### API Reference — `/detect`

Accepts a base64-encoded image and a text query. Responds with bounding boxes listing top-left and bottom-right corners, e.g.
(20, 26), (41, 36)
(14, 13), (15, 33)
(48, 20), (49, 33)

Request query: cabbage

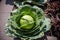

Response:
(6, 5), (51, 40)
(20, 15), (34, 30)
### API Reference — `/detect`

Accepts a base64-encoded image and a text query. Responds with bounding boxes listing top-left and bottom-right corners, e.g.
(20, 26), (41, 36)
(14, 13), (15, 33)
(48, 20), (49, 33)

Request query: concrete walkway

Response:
(0, 0), (13, 40)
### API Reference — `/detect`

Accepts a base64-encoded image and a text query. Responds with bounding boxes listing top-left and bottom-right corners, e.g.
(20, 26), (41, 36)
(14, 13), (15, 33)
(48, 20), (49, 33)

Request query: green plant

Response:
(6, 5), (51, 40)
